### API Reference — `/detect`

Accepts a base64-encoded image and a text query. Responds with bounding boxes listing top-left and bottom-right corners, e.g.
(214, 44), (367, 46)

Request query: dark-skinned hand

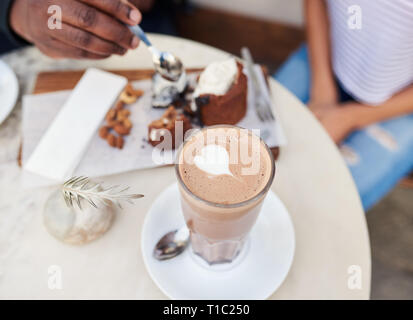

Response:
(10, 0), (142, 59)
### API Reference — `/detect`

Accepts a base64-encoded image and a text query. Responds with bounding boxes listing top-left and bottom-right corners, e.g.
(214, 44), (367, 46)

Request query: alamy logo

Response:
(48, 265), (62, 290)
(348, 5), (362, 30)
(347, 265), (362, 290)
(48, 5), (62, 30)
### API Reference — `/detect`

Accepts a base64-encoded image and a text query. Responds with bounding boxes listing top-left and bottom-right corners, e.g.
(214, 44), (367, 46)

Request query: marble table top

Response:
(0, 34), (371, 299)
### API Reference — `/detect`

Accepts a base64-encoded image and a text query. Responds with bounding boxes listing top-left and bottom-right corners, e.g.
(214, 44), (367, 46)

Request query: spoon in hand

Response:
(153, 226), (190, 260)
(129, 25), (184, 82)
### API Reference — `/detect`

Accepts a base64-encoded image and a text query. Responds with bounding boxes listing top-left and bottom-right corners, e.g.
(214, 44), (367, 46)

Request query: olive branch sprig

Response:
(62, 176), (144, 210)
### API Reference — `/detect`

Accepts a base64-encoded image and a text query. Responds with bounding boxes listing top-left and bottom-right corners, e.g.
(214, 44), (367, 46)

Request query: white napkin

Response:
(23, 68), (127, 182)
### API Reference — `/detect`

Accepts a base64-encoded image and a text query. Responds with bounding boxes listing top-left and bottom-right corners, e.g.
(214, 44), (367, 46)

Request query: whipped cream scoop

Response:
(193, 58), (238, 98)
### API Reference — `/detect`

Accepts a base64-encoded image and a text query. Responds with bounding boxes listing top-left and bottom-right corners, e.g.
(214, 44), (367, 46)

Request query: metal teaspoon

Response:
(129, 25), (184, 82)
(153, 226), (190, 260)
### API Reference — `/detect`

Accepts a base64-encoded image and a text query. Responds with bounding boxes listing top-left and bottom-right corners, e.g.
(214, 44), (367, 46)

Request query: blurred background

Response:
(170, 0), (412, 300)
(176, 0), (304, 72)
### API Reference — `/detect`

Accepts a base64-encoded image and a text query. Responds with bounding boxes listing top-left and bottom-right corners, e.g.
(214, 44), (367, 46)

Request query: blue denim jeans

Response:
(274, 45), (413, 210)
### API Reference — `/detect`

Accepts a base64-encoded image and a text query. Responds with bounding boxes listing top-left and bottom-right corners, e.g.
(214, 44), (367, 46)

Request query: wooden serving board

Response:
(32, 68), (202, 94)
(19, 68), (279, 166)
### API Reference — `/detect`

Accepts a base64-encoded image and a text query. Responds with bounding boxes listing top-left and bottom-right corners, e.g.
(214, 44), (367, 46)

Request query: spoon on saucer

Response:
(129, 25), (184, 82)
(153, 226), (190, 260)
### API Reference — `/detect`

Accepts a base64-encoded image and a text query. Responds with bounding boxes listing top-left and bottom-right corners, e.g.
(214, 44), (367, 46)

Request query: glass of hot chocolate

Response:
(175, 125), (275, 266)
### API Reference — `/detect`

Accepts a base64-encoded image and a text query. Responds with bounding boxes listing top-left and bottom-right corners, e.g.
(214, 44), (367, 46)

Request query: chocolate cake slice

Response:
(193, 59), (248, 126)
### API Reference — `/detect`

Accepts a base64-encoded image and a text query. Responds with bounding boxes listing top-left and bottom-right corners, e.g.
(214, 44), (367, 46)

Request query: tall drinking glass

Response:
(175, 125), (275, 265)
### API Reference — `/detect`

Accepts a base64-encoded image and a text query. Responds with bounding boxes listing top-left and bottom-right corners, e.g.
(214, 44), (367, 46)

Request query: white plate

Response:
(0, 60), (19, 125)
(141, 183), (295, 300)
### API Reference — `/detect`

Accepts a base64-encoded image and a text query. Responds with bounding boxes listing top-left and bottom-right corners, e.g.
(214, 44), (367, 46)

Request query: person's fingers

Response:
(78, 0), (141, 25)
(49, 23), (127, 56)
(56, 0), (139, 49)
(37, 38), (110, 60)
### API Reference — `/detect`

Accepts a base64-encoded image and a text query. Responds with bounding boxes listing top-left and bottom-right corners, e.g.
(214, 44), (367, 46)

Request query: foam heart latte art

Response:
(177, 126), (273, 204)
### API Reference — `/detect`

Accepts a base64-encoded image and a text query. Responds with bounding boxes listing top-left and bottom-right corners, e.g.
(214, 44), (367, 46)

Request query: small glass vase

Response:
(43, 190), (115, 245)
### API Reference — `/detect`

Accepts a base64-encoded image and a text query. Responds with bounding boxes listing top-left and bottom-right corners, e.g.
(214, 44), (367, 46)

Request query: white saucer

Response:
(141, 183), (295, 300)
(0, 60), (19, 125)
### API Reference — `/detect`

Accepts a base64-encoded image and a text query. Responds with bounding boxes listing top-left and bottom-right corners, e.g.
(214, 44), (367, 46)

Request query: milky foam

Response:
(194, 145), (233, 176)
(178, 127), (273, 205)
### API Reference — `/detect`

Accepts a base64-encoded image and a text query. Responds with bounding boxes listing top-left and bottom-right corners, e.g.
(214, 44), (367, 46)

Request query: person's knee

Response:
(273, 44), (310, 103)
(343, 124), (413, 211)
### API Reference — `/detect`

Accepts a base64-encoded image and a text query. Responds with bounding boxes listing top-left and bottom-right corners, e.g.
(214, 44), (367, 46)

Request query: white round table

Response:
(0, 34), (371, 299)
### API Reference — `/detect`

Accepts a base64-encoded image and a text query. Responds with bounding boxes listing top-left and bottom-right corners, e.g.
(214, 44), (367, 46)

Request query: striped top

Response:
(327, 0), (413, 105)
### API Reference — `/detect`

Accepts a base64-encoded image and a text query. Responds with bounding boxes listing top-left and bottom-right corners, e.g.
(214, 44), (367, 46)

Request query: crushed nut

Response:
(115, 100), (125, 111)
(122, 118), (132, 129)
(114, 123), (131, 136)
(107, 133), (116, 147)
(120, 91), (137, 104)
(116, 135), (124, 149)
(106, 109), (117, 122)
(106, 119), (119, 128)
(125, 83), (144, 98)
(99, 126), (110, 139)
(116, 109), (130, 121)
